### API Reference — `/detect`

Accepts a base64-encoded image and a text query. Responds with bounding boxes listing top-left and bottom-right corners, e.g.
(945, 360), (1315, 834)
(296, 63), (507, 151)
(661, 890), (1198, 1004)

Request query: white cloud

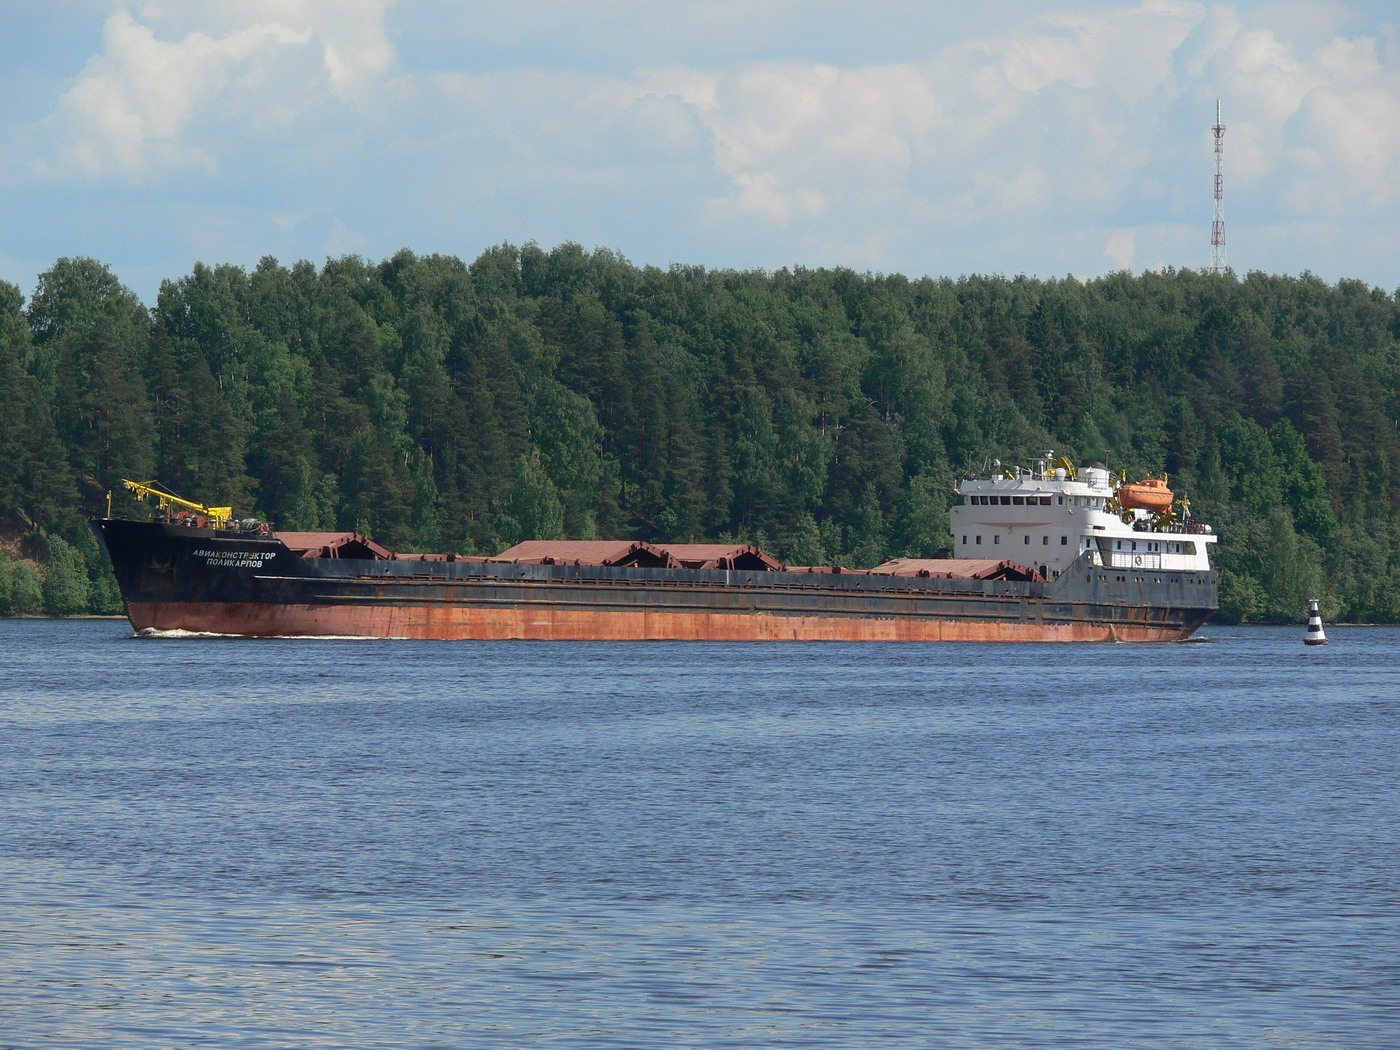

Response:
(4, 0), (1400, 298)
(1298, 36), (1400, 205)
(30, 11), (312, 180)
(1294, 82), (1400, 206)
(16, 2), (401, 183)
(135, 0), (398, 102)
(707, 171), (828, 225)
(973, 1), (1204, 102)
(324, 217), (370, 257)
(690, 60), (942, 221)
(959, 164), (1054, 215)
(641, 2), (1204, 235)
(405, 1), (1400, 279)
(1177, 5), (1400, 211)
(1104, 228), (1137, 269)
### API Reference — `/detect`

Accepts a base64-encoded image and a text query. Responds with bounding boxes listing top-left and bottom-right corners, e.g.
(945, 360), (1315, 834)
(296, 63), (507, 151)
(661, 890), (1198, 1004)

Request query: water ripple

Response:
(1, 621), (1396, 1048)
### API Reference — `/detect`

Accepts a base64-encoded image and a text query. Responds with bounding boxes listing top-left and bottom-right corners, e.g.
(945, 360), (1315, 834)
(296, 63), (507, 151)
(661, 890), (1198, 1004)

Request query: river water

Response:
(2, 620), (1396, 1048)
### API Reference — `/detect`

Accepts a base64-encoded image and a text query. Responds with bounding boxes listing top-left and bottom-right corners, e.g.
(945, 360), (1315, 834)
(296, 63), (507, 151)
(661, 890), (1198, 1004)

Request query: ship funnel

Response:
(1080, 465), (1112, 488)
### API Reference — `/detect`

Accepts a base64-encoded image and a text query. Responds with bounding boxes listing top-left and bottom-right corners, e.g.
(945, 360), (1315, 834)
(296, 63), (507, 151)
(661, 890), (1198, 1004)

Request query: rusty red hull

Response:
(126, 601), (1193, 643)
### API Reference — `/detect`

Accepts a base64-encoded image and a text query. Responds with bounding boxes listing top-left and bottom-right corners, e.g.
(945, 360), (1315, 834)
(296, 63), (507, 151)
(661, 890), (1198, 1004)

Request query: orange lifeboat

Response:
(1116, 477), (1174, 513)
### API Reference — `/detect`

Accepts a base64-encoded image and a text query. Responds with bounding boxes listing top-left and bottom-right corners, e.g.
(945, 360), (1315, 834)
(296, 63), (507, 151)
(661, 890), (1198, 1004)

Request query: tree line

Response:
(2, 245), (1398, 622)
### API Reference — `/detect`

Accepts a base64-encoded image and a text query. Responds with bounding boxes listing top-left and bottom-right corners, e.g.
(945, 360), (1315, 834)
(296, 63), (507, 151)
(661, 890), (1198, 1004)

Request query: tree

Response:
(496, 456), (565, 546)
(25, 259), (154, 500)
(0, 281), (77, 533)
(0, 556), (44, 615)
(8, 251), (1400, 622)
(41, 535), (91, 615)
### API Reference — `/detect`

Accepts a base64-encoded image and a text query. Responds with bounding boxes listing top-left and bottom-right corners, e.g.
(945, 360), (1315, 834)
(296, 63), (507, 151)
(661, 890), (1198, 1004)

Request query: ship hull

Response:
(94, 519), (1216, 643)
(121, 600), (1193, 642)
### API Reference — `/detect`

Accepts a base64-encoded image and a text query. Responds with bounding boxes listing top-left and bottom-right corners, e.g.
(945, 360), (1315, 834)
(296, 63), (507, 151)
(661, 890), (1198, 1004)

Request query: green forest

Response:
(2, 245), (1398, 622)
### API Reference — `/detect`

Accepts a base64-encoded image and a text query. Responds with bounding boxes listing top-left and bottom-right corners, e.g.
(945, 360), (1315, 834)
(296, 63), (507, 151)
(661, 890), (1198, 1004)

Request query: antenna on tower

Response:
(1210, 98), (1227, 274)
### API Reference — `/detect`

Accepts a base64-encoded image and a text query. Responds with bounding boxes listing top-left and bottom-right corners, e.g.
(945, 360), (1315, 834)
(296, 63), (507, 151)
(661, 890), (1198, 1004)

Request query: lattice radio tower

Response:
(1210, 98), (1227, 274)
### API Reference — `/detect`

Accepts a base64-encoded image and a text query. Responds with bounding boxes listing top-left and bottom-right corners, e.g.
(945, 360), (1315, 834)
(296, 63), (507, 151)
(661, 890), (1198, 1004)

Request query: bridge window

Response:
(1061, 536), (1068, 545)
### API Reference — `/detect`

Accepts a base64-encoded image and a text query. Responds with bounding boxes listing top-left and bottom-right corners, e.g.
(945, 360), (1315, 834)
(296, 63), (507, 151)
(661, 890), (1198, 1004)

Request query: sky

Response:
(1, 0), (1397, 305)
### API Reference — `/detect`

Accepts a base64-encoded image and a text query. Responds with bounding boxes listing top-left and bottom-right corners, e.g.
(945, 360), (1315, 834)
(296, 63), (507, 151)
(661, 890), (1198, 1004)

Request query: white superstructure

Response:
(950, 452), (1216, 580)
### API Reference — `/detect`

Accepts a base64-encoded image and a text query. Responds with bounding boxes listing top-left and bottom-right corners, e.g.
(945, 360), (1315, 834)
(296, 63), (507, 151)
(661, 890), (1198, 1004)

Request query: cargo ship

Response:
(92, 454), (1217, 642)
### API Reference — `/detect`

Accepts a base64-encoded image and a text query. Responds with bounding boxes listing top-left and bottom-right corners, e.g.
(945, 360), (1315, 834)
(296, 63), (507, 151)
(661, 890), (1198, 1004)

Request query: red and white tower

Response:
(1210, 98), (1227, 274)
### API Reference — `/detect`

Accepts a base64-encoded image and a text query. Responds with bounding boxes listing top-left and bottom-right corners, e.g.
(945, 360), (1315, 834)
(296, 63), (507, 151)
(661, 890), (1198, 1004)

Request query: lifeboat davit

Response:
(1117, 477), (1174, 513)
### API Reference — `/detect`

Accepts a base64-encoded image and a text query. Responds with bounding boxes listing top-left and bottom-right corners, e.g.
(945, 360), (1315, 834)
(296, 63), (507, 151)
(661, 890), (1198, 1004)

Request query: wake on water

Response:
(133, 627), (401, 641)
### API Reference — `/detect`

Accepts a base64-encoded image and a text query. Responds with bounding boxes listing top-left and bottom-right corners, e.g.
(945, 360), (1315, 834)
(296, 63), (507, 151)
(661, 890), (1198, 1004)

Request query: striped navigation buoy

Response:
(1304, 598), (1328, 646)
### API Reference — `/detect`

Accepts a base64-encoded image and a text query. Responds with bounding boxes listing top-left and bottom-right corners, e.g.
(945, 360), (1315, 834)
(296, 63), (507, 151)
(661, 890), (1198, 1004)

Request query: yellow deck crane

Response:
(116, 479), (235, 530)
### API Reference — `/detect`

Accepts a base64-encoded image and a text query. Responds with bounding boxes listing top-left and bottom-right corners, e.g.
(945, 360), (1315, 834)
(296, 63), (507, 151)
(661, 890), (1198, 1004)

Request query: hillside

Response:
(2, 246), (1397, 622)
